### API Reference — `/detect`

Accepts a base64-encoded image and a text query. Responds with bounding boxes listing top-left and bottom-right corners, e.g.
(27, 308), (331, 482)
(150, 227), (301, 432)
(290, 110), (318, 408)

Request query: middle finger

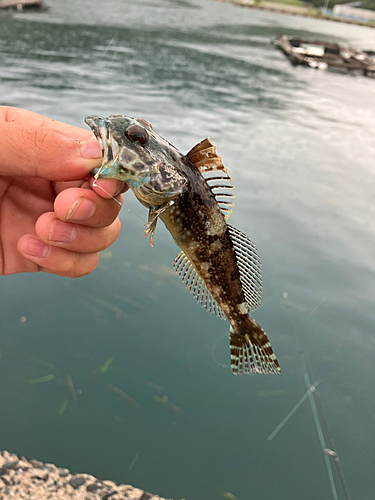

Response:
(54, 187), (123, 228)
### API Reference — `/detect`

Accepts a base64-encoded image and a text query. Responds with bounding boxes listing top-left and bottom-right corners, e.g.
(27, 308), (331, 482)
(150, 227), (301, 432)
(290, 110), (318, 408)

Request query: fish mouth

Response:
(85, 115), (151, 182)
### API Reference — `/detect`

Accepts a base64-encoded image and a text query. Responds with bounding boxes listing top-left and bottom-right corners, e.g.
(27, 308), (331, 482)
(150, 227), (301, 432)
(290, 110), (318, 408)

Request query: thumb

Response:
(0, 122), (102, 181)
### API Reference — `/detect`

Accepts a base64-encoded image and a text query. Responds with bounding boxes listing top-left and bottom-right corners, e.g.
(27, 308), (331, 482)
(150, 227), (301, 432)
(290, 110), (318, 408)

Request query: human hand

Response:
(0, 107), (127, 277)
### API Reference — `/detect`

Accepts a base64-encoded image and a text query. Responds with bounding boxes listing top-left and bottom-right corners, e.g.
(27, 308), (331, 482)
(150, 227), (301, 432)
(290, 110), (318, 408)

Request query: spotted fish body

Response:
(85, 115), (280, 375)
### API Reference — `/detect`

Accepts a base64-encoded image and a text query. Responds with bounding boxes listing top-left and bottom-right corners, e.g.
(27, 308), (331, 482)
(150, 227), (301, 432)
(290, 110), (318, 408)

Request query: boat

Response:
(276, 35), (375, 76)
(0, 0), (43, 10)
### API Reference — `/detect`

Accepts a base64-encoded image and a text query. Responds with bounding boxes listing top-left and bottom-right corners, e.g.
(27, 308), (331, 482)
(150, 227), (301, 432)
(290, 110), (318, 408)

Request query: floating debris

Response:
(186, 364), (201, 372)
(29, 357), (55, 371)
(108, 292), (146, 310)
(257, 389), (287, 398)
(143, 380), (164, 393)
(154, 395), (182, 414)
(314, 353), (336, 363)
(65, 375), (77, 402)
(135, 263), (176, 279)
(99, 250), (113, 261)
(27, 374), (55, 386)
(57, 396), (69, 416)
(106, 384), (140, 409)
(96, 357), (115, 376)
(85, 295), (130, 320)
(223, 493), (240, 500)
(20, 316), (27, 325)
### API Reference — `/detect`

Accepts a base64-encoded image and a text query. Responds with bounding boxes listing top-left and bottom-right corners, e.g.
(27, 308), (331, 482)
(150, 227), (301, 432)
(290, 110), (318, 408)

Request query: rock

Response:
(2, 486), (9, 495)
(102, 479), (117, 489)
(0, 467), (7, 476)
(17, 460), (32, 471)
(58, 467), (70, 477)
(140, 493), (153, 500)
(86, 482), (101, 492)
(102, 491), (116, 500)
(0, 475), (11, 486)
(68, 476), (86, 489)
(42, 465), (55, 472)
(3, 460), (19, 470)
(30, 460), (42, 468)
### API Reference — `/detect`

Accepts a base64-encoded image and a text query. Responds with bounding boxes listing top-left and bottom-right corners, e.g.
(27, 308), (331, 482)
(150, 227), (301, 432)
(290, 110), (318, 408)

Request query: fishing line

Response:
(97, 36), (117, 64)
(267, 381), (320, 441)
(128, 451), (140, 472)
(300, 351), (352, 500)
(210, 335), (230, 369)
(92, 178), (123, 207)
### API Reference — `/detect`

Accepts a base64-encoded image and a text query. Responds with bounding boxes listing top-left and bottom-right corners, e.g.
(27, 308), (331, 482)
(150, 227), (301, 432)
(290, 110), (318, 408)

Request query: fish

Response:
(85, 114), (280, 375)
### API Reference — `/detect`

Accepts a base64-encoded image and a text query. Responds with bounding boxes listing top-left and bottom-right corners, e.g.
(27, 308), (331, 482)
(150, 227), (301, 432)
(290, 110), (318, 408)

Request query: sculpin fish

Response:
(85, 114), (280, 375)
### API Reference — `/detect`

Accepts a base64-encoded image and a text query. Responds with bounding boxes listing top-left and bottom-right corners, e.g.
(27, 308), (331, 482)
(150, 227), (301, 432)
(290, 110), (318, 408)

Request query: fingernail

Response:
(24, 238), (49, 258)
(79, 140), (102, 159)
(49, 220), (77, 243)
(67, 197), (96, 221)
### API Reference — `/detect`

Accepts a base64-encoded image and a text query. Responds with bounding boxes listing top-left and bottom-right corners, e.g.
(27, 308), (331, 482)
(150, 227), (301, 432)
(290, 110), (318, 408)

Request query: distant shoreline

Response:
(214, 0), (375, 29)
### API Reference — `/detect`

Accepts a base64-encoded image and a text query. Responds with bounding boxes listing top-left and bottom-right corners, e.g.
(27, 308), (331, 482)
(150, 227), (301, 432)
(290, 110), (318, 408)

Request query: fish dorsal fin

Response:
(203, 171), (235, 220)
(173, 251), (226, 321)
(187, 138), (227, 174)
(227, 225), (262, 311)
(187, 139), (234, 219)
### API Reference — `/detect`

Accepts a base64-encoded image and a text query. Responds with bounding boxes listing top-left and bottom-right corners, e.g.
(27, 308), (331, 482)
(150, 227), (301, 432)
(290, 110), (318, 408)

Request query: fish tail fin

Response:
(229, 319), (280, 375)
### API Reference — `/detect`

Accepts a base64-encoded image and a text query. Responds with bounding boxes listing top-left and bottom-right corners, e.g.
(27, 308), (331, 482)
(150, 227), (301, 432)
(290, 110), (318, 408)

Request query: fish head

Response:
(85, 114), (188, 203)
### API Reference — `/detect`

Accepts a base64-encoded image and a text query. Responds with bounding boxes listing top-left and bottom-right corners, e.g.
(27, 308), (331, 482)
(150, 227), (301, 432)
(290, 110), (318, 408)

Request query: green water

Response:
(1, 1), (375, 499)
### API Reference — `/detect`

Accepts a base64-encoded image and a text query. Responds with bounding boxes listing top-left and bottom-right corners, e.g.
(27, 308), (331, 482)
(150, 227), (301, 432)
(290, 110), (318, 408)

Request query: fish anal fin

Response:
(229, 323), (280, 376)
(187, 138), (227, 174)
(173, 250), (226, 320)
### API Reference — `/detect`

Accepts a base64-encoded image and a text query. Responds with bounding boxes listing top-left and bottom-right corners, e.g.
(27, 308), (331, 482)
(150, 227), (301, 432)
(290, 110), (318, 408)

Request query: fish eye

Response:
(125, 125), (148, 145)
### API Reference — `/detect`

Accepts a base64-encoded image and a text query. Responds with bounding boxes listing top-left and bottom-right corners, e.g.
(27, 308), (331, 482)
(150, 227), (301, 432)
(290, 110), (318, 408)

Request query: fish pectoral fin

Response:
(186, 138), (227, 174)
(227, 225), (263, 312)
(144, 210), (158, 247)
(229, 323), (280, 376)
(144, 201), (175, 247)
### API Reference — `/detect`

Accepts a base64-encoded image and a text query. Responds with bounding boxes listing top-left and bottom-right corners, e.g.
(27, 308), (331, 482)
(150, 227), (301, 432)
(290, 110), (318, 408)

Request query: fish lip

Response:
(85, 115), (106, 151)
(85, 115), (120, 179)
